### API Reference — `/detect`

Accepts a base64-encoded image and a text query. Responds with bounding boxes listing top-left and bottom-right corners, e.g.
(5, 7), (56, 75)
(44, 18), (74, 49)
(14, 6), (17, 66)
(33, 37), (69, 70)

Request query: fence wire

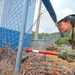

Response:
(0, 0), (35, 50)
(0, 0), (61, 50)
(31, 1), (61, 50)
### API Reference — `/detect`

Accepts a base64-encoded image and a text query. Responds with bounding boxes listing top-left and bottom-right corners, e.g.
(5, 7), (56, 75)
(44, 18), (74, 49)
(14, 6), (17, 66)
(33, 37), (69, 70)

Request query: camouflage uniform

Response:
(68, 27), (75, 49)
(58, 27), (75, 62)
(58, 50), (75, 62)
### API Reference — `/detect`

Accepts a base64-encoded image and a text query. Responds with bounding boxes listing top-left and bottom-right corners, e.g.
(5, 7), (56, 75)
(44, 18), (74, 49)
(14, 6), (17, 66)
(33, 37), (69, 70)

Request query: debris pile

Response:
(0, 45), (17, 75)
(0, 46), (75, 75)
(46, 45), (65, 52)
(18, 54), (75, 75)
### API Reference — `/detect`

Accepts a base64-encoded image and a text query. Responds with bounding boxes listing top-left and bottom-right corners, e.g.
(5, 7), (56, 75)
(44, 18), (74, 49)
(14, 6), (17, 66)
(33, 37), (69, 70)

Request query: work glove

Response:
(58, 50), (75, 62)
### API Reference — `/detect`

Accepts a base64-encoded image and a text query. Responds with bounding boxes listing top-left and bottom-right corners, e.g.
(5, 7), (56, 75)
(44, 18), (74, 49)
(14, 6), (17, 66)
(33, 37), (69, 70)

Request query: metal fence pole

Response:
(15, 0), (29, 74)
(34, 0), (41, 40)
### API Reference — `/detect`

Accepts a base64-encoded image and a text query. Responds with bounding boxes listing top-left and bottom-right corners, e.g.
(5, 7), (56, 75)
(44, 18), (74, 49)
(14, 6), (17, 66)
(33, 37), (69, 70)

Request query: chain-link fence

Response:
(0, 0), (36, 50)
(31, 0), (61, 50)
(0, 0), (61, 50)
(0, 0), (62, 74)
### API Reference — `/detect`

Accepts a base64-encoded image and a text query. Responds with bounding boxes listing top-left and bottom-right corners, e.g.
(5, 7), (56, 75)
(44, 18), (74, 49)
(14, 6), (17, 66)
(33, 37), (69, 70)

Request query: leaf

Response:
(51, 68), (60, 75)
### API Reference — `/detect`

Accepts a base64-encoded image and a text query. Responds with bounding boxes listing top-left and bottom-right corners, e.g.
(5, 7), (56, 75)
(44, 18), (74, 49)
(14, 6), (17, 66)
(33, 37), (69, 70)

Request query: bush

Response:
(55, 37), (69, 46)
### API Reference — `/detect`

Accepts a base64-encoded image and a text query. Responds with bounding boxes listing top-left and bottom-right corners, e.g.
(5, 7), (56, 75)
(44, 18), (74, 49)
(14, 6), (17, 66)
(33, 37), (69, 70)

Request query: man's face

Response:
(57, 21), (72, 33)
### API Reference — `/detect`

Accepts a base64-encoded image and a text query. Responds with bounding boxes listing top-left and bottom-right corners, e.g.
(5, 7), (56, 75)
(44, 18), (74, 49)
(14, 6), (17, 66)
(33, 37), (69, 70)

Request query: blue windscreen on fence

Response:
(0, 0), (36, 50)
(0, 27), (32, 50)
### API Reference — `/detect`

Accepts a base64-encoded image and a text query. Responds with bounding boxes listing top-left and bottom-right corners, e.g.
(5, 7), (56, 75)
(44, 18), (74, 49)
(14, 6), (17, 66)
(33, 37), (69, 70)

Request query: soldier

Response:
(56, 8), (75, 62)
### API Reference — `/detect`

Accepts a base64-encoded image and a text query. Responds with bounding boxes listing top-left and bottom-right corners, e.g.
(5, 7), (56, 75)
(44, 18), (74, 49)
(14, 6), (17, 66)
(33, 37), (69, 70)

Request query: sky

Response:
(0, 0), (75, 33)
(50, 0), (75, 15)
(33, 0), (75, 34)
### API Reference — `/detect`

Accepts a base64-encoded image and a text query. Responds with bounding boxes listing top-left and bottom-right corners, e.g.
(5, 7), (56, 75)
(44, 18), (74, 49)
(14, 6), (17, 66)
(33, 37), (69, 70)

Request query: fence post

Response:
(15, 0), (29, 74)
(34, 0), (41, 40)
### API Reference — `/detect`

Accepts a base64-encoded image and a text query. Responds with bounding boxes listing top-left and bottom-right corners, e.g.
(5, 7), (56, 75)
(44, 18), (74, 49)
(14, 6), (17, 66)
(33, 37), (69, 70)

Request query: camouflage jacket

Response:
(68, 27), (75, 49)
(66, 27), (75, 62)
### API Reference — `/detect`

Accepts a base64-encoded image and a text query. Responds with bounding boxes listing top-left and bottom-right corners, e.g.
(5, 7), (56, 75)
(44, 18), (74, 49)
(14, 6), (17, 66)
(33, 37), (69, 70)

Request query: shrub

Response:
(55, 37), (69, 45)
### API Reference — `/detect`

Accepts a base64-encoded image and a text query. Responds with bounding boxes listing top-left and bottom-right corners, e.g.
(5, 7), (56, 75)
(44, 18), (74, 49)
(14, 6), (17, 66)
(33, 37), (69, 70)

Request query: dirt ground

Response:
(0, 46), (75, 75)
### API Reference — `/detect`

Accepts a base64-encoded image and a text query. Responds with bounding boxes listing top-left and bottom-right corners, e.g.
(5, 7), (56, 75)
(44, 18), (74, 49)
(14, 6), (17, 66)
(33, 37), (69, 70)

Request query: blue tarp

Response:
(42, 0), (57, 23)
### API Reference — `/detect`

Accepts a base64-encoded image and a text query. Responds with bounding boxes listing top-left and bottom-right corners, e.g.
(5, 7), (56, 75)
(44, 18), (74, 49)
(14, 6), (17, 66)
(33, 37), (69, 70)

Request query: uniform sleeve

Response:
(68, 29), (72, 44)
(66, 50), (75, 62)
(58, 50), (75, 62)
(68, 27), (75, 49)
